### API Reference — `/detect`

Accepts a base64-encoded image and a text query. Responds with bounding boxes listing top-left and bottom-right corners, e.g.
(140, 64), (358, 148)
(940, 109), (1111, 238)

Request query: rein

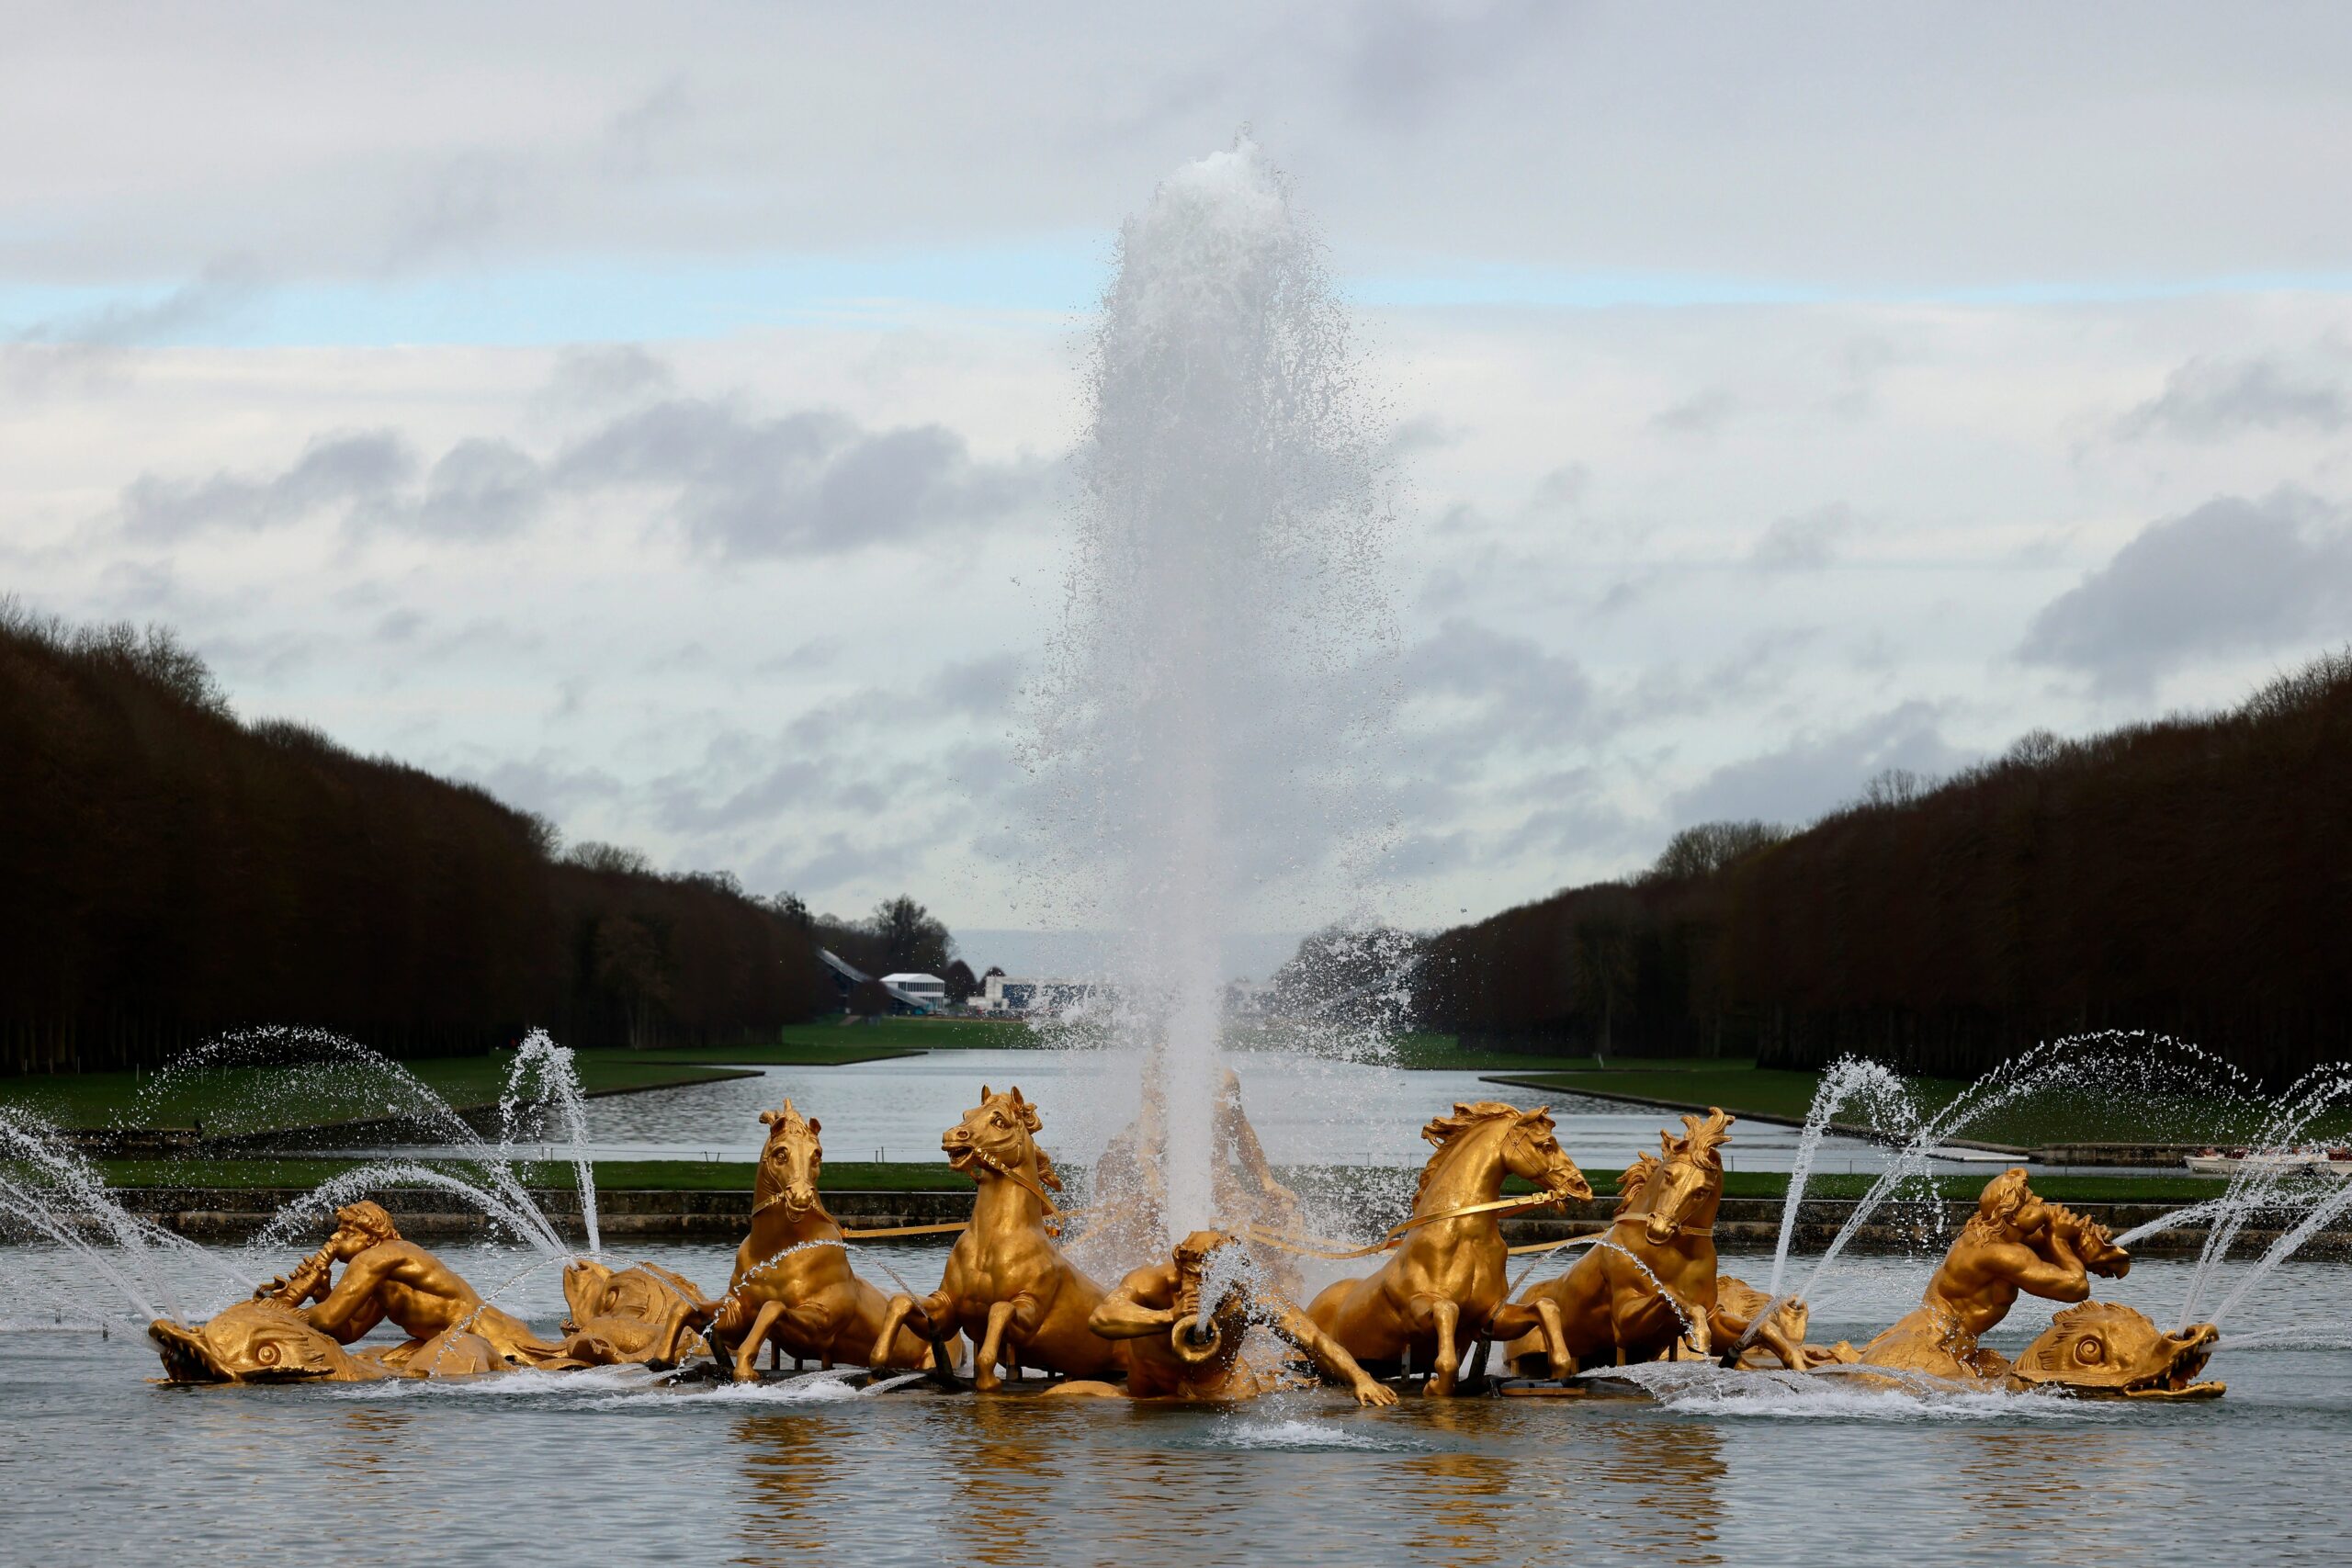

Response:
(1245, 1187), (1582, 1262)
(1611, 1213), (1716, 1239)
(834, 1145), (1077, 1241)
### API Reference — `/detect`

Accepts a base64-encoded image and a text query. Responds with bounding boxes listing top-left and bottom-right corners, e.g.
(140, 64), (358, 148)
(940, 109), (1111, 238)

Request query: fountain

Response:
(1023, 137), (1396, 1245)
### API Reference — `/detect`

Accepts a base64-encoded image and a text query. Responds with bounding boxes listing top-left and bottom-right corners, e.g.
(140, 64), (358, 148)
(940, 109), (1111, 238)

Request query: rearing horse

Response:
(869, 1086), (1125, 1391)
(1505, 1107), (1806, 1374)
(708, 1099), (936, 1381)
(1305, 1101), (1590, 1396)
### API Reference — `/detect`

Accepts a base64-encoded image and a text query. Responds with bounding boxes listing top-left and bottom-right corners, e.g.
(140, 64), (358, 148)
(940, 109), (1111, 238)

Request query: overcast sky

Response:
(6, 3), (2352, 960)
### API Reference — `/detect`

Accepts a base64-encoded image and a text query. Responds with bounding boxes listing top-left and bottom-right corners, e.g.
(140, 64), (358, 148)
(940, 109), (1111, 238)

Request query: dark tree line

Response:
(1418, 650), (2352, 1083)
(0, 604), (831, 1073)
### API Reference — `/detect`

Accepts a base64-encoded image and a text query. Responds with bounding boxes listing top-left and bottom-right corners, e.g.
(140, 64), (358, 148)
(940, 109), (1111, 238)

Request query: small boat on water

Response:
(2184, 1146), (2352, 1177)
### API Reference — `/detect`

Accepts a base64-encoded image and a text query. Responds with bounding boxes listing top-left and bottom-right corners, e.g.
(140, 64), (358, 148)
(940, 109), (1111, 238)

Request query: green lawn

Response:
(0, 1055), (762, 1135)
(0, 1017), (1042, 1134)
(1472, 1060), (2308, 1150)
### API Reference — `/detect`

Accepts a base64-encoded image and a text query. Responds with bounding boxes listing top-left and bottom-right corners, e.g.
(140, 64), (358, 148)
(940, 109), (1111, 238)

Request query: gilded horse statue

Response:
(1306, 1101), (1590, 1396)
(1506, 1109), (1810, 1376)
(708, 1100), (939, 1381)
(870, 1086), (1125, 1390)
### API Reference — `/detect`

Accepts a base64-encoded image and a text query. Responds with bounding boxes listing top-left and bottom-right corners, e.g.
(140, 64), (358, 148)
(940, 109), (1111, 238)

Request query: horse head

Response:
(1416, 1101), (1590, 1211)
(1639, 1107), (1733, 1246)
(944, 1084), (1061, 1194)
(756, 1099), (822, 1217)
(1500, 1105), (1591, 1204)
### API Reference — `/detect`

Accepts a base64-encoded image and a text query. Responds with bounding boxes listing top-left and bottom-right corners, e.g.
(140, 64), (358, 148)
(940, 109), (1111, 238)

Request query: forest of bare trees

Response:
(0, 604), (830, 1073)
(1417, 650), (2352, 1083)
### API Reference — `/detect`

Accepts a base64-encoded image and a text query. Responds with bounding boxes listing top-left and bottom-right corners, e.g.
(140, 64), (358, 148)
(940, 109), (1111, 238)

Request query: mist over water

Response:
(1023, 141), (1396, 1242)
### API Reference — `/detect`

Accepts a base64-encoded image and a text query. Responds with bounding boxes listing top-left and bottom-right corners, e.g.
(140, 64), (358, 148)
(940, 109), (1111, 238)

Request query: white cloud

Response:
(7, 14), (2352, 935)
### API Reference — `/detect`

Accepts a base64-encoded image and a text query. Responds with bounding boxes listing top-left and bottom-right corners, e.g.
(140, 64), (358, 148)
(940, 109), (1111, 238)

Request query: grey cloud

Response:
(1672, 700), (1967, 827)
(1385, 413), (1465, 460)
(1651, 390), (1737, 438)
(447, 752), (628, 818)
(122, 430), (421, 540)
(537, 344), (676, 413)
(2117, 355), (2347, 441)
(2018, 491), (2352, 690)
(13, 255), (265, 349)
(1399, 617), (1593, 733)
(401, 438), (547, 539)
(95, 557), (175, 610)
(755, 637), (841, 674)
(554, 398), (1042, 558)
(652, 754), (840, 834)
(115, 398), (1036, 557)
(383, 151), (535, 269)
(1339, 1), (1573, 126)
(374, 609), (424, 643)
(1748, 503), (1861, 571)
(927, 652), (1025, 714)
(1610, 628), (1822, 726)
(786, 832), (920, 897)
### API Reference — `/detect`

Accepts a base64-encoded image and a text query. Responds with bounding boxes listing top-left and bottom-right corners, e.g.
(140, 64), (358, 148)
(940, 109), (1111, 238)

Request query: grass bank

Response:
(1470, 1058), (2323, 1149)
(0, 1016), (1043, 1134)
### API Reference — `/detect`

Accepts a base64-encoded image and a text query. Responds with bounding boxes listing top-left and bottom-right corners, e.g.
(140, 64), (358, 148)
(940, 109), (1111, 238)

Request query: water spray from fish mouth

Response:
(1022, 137), (1397, 1243)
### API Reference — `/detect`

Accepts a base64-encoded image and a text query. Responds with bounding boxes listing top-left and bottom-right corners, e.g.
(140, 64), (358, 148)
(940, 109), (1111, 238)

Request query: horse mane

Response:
(1414, 1101), (1531, 1208)
(1613, 1150), (1663, 1217)
(1664, 1108), (1734, 1169)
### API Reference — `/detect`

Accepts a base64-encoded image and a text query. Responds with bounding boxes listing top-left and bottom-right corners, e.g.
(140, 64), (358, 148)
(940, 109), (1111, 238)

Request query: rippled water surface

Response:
(436, 1048), (2003, 1176)
(6, 1242), (2351, 1566)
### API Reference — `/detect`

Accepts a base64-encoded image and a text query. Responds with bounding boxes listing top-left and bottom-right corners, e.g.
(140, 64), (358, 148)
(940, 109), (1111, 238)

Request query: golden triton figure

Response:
(708, 1099), (941, 1380)
(150, 1200), (730, 1382)
(255, 1198), (571, 1369)
(1305, 1101), (1589, 1396)
(1856, 1166), (2134, 1383)
(1052, 1228), (1396, 1405)
(870, 1086), (1126, 1389)
(151, 1199), (564, 1382)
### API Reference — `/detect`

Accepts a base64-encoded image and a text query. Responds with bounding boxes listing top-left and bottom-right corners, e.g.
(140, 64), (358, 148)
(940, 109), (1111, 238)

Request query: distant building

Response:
(879, 972), (948, 1005)
(975, 972), (1112, 1016)
(817, 950), (943, 1015)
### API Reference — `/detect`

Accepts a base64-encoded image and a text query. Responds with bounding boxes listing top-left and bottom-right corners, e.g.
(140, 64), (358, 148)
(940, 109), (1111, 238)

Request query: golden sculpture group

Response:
(147, 1085), (2222, 1403)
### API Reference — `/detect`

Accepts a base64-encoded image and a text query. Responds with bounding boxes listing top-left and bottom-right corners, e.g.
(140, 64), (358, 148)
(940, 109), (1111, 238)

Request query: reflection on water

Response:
(7, 1243), (2352, 1564)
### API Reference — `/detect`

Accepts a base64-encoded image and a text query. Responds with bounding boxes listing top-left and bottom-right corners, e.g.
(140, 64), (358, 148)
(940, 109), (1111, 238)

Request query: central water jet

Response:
(1027, 139), (1393, 1243)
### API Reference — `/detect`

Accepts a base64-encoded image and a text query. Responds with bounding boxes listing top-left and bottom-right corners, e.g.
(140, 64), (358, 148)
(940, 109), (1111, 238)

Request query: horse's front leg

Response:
(1488, 1298), (1574, 1382)
(732, 1301), (784, 1382)
(1714, 1302), (1804, 1371)
(1418, 1296), (1462, 1398)
(873, 1291), (953, 1372)
(972, 1300), (1019, 1393)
